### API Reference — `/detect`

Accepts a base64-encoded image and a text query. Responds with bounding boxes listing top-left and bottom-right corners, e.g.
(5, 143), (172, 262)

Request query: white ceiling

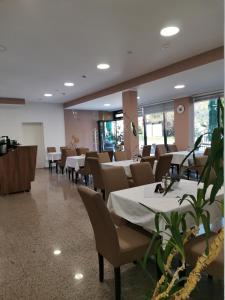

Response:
(0, 0), (223, 104)
(69, 60), (224, 111)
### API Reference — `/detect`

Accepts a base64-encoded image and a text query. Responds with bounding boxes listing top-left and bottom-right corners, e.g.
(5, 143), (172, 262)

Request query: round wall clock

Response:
(177, 104), (185, 114)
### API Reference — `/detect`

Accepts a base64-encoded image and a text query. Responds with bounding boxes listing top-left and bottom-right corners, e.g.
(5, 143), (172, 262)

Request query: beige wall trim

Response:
(0, 98), (25, 105)
(64, 46), (224, 108)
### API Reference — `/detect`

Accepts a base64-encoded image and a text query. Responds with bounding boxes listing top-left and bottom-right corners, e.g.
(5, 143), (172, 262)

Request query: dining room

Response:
(0, 1), (224, 299)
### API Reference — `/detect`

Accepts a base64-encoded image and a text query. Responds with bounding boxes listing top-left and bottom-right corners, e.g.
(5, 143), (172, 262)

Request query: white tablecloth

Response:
(170, 151), (201, 167)
(107, 180), (223, 243)
(101, 160), (139, 177)
(65, 156), (85, 171)
(47, 152), (61, 161)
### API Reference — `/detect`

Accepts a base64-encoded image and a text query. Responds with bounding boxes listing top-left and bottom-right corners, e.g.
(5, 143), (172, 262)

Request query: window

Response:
(194, 97), (224, 151)
(145, 110), (175, 146)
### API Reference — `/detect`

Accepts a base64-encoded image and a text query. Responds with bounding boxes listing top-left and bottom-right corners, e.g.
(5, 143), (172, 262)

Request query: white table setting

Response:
(65, 155), (85, 171)
(47, 152), (61, 162)
(107, 180), (223, 243)
(101, 160), (139, 177)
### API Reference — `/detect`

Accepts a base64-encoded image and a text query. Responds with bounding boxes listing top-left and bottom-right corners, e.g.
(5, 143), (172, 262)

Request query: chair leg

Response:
(114, 267), (121, 300)
(98, 253), (104, 282)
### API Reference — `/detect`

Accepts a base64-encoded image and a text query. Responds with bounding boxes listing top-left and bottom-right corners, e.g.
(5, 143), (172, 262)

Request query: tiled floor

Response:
(0, 169), (223, 300)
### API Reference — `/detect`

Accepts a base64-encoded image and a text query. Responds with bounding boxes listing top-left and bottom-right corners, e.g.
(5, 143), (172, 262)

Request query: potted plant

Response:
(143, 98), (224, 299)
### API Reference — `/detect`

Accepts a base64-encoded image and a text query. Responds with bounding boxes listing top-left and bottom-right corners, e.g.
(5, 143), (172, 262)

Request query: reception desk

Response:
(0, 145), (37, 195)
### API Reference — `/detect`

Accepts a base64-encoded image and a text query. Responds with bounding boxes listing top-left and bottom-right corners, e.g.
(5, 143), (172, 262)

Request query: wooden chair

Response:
(114, 151), (128, 161)
(102, 166), (129, 200)
(98, 152), (111, 163)
(130, 162), (155, 187)
(142, 145), (151, 157)
(103, 150), (114, 161)
(186, 155), (208, 180)
(154, 154), (173, 182)
(76, 151), (98, 185)
(185, 232), (224, 279)
(57, 149), (76, 174)
(168, 144), (178, 152)
(47, 147), (56, 153)
(155, 144), (167, 160)
(76, 147), (89, 155)
(87, 157), (105, 198)
(140, 156), (155, 169)
(78, 186), (152, 300)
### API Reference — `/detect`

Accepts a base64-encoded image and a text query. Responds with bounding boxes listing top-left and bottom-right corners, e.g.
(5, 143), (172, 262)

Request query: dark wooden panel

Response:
(0, 146), (37, 195)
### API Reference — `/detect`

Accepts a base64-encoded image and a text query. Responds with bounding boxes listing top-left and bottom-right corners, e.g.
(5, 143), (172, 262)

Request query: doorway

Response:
(22, 123), (45, 168)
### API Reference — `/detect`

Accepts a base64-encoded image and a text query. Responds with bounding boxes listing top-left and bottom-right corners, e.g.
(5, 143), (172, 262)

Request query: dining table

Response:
(170, 150), (202, 167)
(107, 180), (223, 244)
(47, 152), (61, 162)
(65, 155), (85, 171)
(101, 160), (139, 177)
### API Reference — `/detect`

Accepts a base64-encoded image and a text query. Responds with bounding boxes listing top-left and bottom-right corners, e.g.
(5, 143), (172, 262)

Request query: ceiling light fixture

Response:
(97, 63), (110, 70)
(137, 96), (140, 100)
(53, 249), (61, 256)
(104, 103), (111, 107)
(64, 82), (74, 87)
(160, 26), (180, 37)
(74, 273), (84, 280)
(44, 93), (53, 97)
(174, 84), (185, 89)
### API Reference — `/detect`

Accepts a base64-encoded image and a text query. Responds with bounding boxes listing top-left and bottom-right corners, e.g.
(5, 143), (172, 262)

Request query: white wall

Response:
(0, 102), (65, 153)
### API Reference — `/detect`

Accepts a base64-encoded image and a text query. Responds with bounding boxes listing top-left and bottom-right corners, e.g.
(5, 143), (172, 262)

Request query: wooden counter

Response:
(0, 145), (37, 195)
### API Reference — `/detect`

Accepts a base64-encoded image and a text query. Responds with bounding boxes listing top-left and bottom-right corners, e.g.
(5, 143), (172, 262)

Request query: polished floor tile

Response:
(0, 169), (223, 299)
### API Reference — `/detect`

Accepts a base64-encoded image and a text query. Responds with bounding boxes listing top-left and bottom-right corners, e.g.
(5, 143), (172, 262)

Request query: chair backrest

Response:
(76, 147), (89, 155)
(204, 147), (211, 156)
(142, 145), (151, 157)
(130, 162), (155, 187)
(78, 186), (120, 258)
(141, 156), (155, 168)
(65, 149), (77, 157)
(60, 146), (70, 152)
(114, 151), (128, 161)
(155, 154), (173, 182)
(103, 150), (114, 162)
(102, 166), (129, 200)
(83, 151), (98, 174)
(155, 144), (167, 160)
(47, 147), (56, 153)
(98, 152), (111, 163)
(87, 157), (104, 189)
(168, 144), (178, 153)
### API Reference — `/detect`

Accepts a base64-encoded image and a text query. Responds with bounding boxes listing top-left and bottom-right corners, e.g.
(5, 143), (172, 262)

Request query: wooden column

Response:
(122, 90), (139, 159)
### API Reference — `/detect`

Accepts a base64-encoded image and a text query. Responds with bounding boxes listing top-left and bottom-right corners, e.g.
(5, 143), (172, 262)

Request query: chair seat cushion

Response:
(112, 226), (150, 267)
(185, 232), (224, 279)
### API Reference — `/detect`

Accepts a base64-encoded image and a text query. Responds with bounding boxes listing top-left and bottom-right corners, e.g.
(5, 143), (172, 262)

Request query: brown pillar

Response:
(174, 97), (194, 150)
(122, 90), (139, 159)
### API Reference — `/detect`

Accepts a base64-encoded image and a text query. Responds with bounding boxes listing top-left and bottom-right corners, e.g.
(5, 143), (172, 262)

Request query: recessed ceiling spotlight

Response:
(0, 45), (7, 52)
(137, 96), (140, 100)
(64, 82), (74, 87)
(53, 249), (61, 256)
(97, 63), (110, 70)
(44, 93), (53, 97)
(127, 50), (133, 54)
(174, 84), (185, 89)
(104, 103), (111, 107)
(82, 75), (87, 78)
(160, 26), (180, 37)
(74, 273), (84, 280)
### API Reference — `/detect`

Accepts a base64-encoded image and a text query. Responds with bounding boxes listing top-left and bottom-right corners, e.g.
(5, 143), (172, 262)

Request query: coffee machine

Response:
(0, 136), (19, 156)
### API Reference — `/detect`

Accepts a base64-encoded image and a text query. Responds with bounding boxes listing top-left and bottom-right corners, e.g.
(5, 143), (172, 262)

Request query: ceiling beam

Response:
(0, 98), (25, 105)
(64, 46), (224, 108)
